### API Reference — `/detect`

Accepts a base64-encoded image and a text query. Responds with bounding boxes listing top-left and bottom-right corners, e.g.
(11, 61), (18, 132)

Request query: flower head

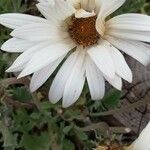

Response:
(0, 0), (150, 107)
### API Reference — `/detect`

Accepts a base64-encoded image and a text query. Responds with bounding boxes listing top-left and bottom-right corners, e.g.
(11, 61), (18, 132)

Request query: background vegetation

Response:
(0, 0), (150, 149)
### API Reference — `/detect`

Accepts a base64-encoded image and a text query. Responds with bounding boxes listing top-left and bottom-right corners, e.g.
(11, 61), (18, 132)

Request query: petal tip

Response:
(29, 85), (36, 93)
(62, 101), (70, 108)
(62, 96), (76, 108)
(127, 72), (133, 83)
(49, 98), (58, 105)
(17, 74), (24, 79)
(6, 67), (13, 72)
(48, 92), (61, 104)
(17, 72), (27, 79)
(1, 43), (6, 51)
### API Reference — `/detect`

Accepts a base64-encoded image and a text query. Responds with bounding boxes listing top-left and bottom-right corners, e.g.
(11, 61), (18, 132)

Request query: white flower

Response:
(125, 122), (150, 150)
(0, 0), (150, 107)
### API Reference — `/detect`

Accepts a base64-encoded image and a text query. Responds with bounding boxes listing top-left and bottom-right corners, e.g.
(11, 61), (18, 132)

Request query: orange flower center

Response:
(68, 16), (100, 47)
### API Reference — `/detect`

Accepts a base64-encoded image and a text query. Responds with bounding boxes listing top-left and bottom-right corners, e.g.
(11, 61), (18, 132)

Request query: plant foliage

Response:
(0, 0), (150, 149)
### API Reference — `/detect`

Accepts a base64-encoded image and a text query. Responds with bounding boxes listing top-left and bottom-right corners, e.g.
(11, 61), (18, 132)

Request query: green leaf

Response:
(62, 139), (75, 150)
(40, 101), (56, 110)
(12, 87), (32, 102)
(111, 0), (146, 16)
(63, 125), (73, 134)
(63, 109), (81, 121)
(0, 121), (17, 149)
(30, 112), (41, 120)
(75, 129), (88, 141)
(102, 89), (121, 109)
(0, 0), (26, 13)
(20, 133), (51, 150)
(12, 109), (35, 132)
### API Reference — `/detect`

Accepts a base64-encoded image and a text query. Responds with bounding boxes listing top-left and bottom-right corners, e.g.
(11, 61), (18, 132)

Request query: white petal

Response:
(67, 0), (81, 9)
(55, 0), (75, 19)
(142, 43), (150, 56)
(7, 64), (26, 73)
(81, 0), (96, 11)
(96, 18), (105, 36)
(38, 0), (55, 6)
(75, 9), (96, 18)
(128, 122), (150, 150)
(37, 0), (75, 22)
(6, 41), (52, 72)
(87, 40), (115, 79)
(11, 23), (68, 42)
(1, 38), (34, 52)
(63, 47), (86, 108)
(97, 0), (126, 19)
(107, 44), (133, 83)
(107, 14), (150, 31)
(86, 55), (105, 100)
(38, 0), (46, 2)
(0, 13), (48, 29)
(95, 0), (101, 14)
(87, 0), (96, 11)
(105, 36), (150, 66)
(106, 28), (150, 43)
(49, 49), (80, 104)
(30, 55), (65, 92)
(36, 3), (60, 25)
(18, 39), (75, 78)
(104, 74), (122, 90)
(81, 0), (88, 10)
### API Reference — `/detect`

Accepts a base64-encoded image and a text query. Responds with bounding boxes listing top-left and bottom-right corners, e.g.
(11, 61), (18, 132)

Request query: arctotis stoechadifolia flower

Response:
(125, 122), (150, 150)
(0, 0), (150, 107)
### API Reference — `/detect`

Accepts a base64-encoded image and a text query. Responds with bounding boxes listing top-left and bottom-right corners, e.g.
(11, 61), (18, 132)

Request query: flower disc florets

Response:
(68, 15), (100, 47)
